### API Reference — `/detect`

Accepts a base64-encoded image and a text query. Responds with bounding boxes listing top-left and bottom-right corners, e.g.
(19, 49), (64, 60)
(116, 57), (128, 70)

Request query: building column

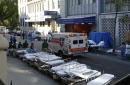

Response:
(96, 0), (100, 32)
(115, 16), (120, 46)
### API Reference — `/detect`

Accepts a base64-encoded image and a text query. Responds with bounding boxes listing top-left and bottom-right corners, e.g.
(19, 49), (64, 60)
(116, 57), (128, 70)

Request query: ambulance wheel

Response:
(58, 51), (63, 57)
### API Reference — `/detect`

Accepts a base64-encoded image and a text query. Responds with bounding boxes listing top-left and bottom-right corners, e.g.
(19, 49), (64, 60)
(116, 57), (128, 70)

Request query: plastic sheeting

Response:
(87, 74), (114, 85)
(89, 32), (113, 48)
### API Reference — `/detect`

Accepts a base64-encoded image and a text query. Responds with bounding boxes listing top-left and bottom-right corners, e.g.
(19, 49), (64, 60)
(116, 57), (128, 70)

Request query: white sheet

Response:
(87, 74), (114, 85)
(17, 50), (26, 53)
(51, 61), (80, 71)
(36, 54), (61, 62)
(46, 60), (64, 65)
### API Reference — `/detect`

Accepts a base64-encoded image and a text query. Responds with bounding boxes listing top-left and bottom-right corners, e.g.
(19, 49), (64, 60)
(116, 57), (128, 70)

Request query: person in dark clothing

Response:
(26, 42), (37, 53)
(10, 35), (13, 43)
(9, 41), (13, 49)
(18, 42), (23, 49)
(0, 79), (5, 85)
(22, 32), (25, 40)
(119, 42), (126, 59)
(12, 35), (16, 44)
(42, 39), (48, 52)
(23, 40), (28, 48)
(30, 42), (34, 49)
(13, 42), (16, 49)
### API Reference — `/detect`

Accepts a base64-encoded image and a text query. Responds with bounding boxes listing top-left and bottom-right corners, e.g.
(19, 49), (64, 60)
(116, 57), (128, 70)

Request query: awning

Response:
(56, 16), (96, 24)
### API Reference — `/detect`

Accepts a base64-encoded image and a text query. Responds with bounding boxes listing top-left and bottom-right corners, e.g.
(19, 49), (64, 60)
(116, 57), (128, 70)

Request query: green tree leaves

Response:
(0, 0), (19, 28)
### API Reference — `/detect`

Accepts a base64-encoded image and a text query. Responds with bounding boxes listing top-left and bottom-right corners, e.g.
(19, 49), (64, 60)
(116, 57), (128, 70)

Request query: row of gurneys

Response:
(14, 49), (115, 85)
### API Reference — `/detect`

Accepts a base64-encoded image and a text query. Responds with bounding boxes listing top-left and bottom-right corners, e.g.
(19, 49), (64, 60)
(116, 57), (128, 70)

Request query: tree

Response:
(111, 0), (127, 52)
(120, 15), (130, 25)
(0, 0), (19, 29)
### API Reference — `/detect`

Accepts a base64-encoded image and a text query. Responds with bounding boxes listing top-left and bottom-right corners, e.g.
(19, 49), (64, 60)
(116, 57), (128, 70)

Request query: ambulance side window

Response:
(73, 40), (78, 44)
(79, 40), (83, 44)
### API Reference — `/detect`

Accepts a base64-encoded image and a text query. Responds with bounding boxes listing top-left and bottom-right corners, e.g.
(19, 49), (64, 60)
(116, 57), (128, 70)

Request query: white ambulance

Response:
(48, 32), (88, 56)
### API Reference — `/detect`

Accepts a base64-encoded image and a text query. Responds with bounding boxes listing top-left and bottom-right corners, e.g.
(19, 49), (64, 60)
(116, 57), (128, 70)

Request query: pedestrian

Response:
(22, 31), (25, 40)
(119, 42), (126, 59)
(12, 35), (16, 44)
(13, 42), (16, 49)
(47, 32), (52, 42)
(42, 39), (48, 52)
(0, 79), (5, 85)
(18, 42), (23, 49)
(125, 42), (130, 59)
(10, 35), (16, 49)
(10, 35), (13, 43)
(23, 40), (28, 48)
(9, 41), (13, 49)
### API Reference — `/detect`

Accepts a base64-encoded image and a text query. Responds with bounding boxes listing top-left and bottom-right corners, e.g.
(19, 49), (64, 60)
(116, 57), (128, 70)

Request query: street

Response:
(1, 0), (130, 85)
(7, 57), (60, 85)
(77, 53), (130, 81)
(7, 51), (130, 85)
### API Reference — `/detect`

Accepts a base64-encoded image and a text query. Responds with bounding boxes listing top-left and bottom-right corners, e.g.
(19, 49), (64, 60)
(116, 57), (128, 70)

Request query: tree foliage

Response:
(0, 0), (19, 28)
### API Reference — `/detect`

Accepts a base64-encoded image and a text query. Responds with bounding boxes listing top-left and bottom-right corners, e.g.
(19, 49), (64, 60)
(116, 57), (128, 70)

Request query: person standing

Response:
(22, 31), (25, 40)
(125, 42), (130, 58)
(120, 42), (126, 59)
(18, 42), (23, 49)
(10, 35), (13, 43)
(23, 40), (28, 48)
(12, 35), (16, 49)
(42, 39), (48, 52)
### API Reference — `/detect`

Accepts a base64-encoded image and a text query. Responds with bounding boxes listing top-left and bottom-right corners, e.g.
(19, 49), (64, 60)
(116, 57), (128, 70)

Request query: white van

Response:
(48, 32), (88, 56)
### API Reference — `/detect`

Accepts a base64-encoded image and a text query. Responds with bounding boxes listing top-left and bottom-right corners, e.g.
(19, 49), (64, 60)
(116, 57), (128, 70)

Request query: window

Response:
(40, 22), (45, 26)
(73, 40), (78, 44)
(48, 21), (50, 27)
(78, 0), (82, 5)
(27, 0), (32, 2)
(79, 40), (83, 44)
(58, 0), (60, 8)
(29, 22), (32, 27)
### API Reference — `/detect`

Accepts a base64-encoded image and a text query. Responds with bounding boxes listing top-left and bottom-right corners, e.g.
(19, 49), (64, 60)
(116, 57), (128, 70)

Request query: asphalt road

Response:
(7, 52), (130, 85)
(7, 57), (60, 85)
(76, 52), (130, 81)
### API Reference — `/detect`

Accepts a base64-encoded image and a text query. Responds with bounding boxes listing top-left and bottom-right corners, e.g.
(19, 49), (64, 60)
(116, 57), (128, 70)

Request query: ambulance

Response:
(48, 32), (88, 56)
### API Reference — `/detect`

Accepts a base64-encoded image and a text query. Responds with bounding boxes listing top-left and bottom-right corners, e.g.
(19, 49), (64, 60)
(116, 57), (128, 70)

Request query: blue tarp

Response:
(89, 32), (113, 48)
(56, 16), (96, 24)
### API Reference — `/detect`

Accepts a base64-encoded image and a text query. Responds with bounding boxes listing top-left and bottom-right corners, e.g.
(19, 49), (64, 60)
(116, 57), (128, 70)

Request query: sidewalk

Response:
(7, 57), (59, 85)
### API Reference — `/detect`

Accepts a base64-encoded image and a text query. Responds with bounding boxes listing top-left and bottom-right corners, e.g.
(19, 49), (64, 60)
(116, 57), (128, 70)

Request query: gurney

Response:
(87, 74), (114, 85)
(50, 61), (90, 85)
(33, 53), (62, 69)
(14, 49), (27, 58)
(38, 59), (65, 74)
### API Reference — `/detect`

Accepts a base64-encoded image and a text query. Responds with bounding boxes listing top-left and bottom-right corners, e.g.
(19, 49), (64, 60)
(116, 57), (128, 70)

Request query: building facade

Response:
(18, 0), (28, 31)
(18, 0), (60, 36)
(59, 0), (130, 46)
(99, 0), (130, 46)
(59, 0), (97, 33)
